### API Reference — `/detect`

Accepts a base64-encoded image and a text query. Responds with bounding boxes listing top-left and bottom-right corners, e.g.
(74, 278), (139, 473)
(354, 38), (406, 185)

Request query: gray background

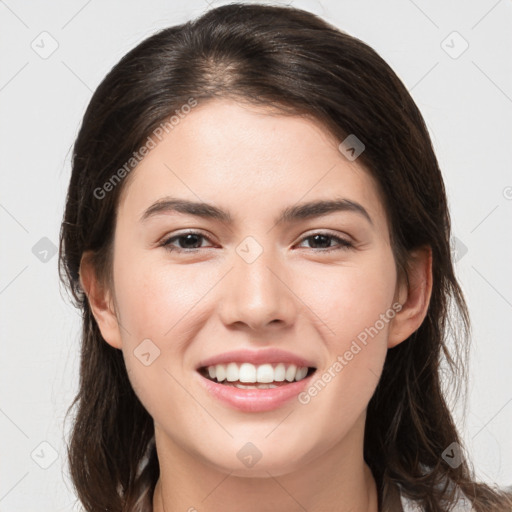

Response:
(1, 0), (511, 510)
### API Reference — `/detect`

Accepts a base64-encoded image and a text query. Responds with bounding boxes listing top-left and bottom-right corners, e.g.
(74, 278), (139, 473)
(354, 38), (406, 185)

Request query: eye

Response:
(160, 231), (213, 252)
(295, 232), (353, 252)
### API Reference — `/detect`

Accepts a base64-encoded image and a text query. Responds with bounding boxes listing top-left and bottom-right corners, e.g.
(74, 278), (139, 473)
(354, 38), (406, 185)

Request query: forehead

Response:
(117, 99), (387, 231)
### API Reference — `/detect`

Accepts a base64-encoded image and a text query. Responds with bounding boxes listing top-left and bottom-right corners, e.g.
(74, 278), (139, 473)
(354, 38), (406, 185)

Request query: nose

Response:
(217, 241), (298, 332)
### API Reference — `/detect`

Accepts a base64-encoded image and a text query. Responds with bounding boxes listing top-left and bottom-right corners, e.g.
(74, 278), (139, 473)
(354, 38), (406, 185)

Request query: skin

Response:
(80, 98), (432, 512)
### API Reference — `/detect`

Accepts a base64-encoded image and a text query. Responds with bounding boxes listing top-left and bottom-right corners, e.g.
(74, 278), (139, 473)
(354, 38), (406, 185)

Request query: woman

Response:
(58, 3), (512, 511)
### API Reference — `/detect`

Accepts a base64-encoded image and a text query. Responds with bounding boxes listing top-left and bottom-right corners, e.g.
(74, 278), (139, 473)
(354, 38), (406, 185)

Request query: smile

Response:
(196, 363), (317, 412)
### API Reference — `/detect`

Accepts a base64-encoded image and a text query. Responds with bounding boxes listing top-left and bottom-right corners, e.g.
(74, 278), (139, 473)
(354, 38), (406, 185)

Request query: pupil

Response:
(310, 234), (330, 248)
(181, 234), (200, 248)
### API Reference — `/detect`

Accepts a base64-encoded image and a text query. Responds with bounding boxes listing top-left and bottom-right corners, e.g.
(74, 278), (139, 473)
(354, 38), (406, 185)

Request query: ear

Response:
(388, 245), (433, 349)
(79, 250), (123, 349)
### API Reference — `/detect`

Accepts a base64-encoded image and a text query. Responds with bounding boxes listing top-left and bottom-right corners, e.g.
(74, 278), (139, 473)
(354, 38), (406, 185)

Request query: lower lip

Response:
(196, 371), (315, 413)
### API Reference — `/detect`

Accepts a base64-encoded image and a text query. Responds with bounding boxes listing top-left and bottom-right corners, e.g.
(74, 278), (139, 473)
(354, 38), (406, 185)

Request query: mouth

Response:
(197, 363), (317, 389)
(195, 361), (318, 412)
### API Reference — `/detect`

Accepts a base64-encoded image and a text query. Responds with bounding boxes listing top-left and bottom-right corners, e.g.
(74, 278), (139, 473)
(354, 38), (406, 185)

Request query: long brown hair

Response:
(58, 3), (512, 511)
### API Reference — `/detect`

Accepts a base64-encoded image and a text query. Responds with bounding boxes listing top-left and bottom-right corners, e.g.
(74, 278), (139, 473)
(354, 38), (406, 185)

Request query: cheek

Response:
(303, 251), (397, 346)
(294, 254), (396, 413)
(114, 253), (211, 342)
(113, 271), (213, 427)
(111, 250), (215, 404)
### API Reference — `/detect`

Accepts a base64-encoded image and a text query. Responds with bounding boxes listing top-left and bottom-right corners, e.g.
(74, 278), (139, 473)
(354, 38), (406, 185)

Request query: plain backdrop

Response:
(1, 0), (511, 510)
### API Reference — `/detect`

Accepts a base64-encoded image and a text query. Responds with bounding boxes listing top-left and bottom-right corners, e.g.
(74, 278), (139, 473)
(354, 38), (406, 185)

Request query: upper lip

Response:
(196, 348), (316, 370)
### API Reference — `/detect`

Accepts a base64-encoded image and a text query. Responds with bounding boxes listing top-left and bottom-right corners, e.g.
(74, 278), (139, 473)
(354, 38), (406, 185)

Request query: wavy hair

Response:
(58, 3), (512, 511)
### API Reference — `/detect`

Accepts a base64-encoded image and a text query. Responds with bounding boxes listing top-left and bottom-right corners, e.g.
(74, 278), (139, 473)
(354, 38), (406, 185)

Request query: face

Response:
(98, 98), (405, 477)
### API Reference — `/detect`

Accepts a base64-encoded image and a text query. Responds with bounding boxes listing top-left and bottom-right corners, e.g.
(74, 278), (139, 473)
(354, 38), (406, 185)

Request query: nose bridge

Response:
(219, 234), (296, 329)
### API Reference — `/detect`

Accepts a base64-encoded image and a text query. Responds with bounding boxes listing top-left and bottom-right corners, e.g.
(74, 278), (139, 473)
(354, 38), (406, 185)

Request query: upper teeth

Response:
(206, 363), (309, 383)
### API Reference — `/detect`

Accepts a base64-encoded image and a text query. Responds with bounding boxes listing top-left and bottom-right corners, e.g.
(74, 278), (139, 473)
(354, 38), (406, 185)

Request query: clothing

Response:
(399, 484), (475, 511)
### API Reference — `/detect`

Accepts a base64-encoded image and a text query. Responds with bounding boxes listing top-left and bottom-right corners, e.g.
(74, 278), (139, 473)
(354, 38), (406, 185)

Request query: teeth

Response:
(231, 383), (279, 389)
(204, 362), (311, 383)
(226, 362), (241, 382)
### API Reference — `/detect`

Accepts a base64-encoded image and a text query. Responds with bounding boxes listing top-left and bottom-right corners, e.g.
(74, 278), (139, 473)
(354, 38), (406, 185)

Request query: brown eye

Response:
(161, 232), (212, 252)
(297, 233), (353, 251)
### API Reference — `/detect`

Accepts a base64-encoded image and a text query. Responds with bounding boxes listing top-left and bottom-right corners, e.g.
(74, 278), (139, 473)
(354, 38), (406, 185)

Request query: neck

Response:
(152, 412), (379, 512)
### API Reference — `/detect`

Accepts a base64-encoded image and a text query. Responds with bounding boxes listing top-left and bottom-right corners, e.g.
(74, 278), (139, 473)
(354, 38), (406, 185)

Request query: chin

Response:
(202, 441), (314, 478)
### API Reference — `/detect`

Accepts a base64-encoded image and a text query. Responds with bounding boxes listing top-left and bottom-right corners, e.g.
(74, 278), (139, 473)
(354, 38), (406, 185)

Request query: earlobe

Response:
(79, 251), (123, 350)
(388, 246), (433, 349)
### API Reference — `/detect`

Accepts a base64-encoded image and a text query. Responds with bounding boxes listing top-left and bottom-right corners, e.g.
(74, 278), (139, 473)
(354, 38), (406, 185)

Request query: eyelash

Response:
(160, 230), (354, 253)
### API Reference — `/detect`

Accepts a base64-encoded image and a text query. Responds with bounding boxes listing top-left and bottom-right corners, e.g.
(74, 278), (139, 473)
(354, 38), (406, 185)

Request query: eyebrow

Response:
(139, 196), (373, 226)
